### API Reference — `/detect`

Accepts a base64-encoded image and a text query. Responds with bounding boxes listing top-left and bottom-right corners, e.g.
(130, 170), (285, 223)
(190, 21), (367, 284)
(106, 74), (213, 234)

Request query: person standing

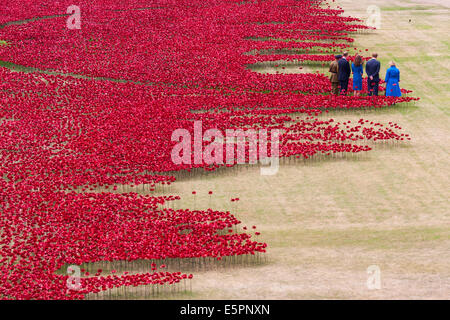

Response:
(351, 55), (364, 97)
(329, 55), (341, 95)
(338, 52), (351, 95)
(366, 53), (381, 96)
(385, 61), (402, 97)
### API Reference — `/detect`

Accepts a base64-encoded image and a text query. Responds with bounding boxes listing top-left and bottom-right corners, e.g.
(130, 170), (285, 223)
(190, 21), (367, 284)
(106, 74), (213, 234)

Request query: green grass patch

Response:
(415, 24), (433, 30)
(382, 5), (436, 11)
(267, 226), (449, 250)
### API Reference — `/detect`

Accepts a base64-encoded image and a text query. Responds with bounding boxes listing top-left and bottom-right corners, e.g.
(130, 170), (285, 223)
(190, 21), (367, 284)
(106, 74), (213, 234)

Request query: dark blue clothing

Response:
(338, 58), (351, 95)
(339, 79), (349, 95)
(367, 78), (379, 96)
(366, 59), (381, 96)
(365, 58), (380, 81)
(338, 58), (351, 81)
(385, 66), (402, 97)
(351, 63), (363, 91)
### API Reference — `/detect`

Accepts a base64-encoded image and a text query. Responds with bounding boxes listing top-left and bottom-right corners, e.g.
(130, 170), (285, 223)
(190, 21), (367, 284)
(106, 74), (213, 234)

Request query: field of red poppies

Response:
(0, 0), (418, 299)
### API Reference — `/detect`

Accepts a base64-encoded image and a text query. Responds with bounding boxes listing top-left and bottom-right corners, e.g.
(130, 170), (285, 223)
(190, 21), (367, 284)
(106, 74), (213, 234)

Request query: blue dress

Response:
(385, 66), (402, 97)
(351, 63), (363, 91)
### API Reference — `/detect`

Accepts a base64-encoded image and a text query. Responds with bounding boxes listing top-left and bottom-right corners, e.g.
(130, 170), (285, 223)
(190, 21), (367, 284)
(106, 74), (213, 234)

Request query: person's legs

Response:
(373, 81), (379, 96)
(340, 80), (348, 95)
(332, 82), (339, 95)
(367, 78), (374, 96)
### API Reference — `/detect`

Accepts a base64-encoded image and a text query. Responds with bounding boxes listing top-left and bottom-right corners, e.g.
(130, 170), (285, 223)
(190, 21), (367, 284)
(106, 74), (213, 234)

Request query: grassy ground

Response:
(165, 0), (449, 299)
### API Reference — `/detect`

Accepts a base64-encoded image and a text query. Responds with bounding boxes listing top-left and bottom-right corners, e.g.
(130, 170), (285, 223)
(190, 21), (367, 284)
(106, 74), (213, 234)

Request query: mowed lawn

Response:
(165, 0), (449, 299)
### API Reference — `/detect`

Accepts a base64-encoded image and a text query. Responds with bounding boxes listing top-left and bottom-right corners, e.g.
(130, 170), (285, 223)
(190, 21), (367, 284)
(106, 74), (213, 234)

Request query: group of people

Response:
(329, 52), (402, 97)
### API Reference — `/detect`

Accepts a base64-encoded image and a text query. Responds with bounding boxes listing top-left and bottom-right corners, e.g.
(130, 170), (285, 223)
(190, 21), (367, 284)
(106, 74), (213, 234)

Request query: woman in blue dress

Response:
(385, 61), (402, 97)
(351, 55), (363, 96)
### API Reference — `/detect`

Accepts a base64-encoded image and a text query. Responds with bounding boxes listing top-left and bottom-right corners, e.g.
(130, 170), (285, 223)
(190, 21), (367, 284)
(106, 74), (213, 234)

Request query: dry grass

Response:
(156, 0), (450, 299)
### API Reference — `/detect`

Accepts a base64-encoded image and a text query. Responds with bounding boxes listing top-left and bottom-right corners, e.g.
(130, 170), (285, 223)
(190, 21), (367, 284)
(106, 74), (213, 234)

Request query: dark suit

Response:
(338, 58), (351, 95)
(365, 58), (380, 96)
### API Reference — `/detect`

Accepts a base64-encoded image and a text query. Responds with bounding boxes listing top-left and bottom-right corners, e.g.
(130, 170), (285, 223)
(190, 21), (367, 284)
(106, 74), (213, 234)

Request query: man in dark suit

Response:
(366, 53), (381, 96)
(338, 52), (351, 95)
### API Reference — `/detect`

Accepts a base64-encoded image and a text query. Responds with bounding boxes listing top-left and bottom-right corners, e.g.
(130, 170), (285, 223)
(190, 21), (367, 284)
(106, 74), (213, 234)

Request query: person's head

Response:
(389, 61), (396, 67)
(335, 54), (342, 61)
(354, 55), (363, 67)
(343, 51), (349, 58)
(372, 53), (378, 59)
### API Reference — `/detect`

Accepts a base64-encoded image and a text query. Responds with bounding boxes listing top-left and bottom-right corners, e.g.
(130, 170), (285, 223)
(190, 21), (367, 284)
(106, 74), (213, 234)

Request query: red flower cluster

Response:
(0, 0), (417, 300)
